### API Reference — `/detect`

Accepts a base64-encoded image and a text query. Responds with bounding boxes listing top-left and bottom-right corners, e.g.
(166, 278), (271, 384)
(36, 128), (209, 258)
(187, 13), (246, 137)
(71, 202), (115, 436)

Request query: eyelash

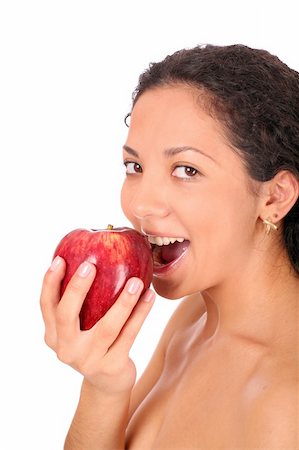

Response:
(123, 161), (201, 180)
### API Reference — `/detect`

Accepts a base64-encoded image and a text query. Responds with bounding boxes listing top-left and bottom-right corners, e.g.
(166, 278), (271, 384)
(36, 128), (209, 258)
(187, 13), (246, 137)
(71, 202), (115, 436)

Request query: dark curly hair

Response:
(127, 44), (299, 275)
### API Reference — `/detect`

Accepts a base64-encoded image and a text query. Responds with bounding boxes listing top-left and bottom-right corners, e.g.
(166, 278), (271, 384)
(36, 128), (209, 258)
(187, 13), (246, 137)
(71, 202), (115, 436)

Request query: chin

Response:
(152, 277), (192, 300)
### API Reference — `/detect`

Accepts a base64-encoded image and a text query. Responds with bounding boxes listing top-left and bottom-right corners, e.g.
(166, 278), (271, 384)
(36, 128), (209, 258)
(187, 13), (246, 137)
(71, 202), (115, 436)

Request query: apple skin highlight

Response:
(53, 226), (153, 330)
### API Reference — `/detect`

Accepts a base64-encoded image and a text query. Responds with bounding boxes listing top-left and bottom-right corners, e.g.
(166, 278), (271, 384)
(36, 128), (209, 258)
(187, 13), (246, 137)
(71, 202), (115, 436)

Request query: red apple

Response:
(53, 225), (153, 330)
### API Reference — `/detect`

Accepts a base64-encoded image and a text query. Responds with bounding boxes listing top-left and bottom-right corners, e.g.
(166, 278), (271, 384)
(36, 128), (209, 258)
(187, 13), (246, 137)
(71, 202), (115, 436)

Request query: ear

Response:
(260, 170), (299, 222)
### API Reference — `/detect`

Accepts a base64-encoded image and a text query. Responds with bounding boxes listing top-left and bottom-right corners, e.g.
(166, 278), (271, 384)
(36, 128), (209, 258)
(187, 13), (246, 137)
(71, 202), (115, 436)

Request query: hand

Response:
(40, 256), (155, 394)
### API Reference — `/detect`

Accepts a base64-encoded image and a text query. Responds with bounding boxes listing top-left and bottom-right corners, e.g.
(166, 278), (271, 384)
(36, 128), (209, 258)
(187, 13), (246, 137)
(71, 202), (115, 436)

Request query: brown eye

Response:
(184, 167), (197, 176)
(172, 165), (199, 179)
(124, 161), (143, 174)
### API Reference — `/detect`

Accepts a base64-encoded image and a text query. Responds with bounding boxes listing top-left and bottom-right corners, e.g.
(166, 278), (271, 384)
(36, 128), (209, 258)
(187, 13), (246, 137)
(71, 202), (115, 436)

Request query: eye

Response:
(172, 165), (199, 180)
(124, 161), (143, 174)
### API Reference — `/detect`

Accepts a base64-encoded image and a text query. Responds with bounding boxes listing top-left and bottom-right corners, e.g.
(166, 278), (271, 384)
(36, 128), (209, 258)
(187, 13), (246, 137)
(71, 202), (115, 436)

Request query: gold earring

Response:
(262, 217), (278, 235)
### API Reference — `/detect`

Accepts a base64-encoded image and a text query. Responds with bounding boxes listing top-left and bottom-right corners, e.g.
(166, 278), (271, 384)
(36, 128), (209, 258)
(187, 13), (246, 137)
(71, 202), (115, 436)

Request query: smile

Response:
(146, 234), (190, 276)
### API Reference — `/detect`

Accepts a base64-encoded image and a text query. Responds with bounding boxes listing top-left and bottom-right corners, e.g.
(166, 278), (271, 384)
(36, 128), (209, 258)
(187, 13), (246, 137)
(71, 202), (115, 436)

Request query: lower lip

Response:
(153, 245), (189, 277)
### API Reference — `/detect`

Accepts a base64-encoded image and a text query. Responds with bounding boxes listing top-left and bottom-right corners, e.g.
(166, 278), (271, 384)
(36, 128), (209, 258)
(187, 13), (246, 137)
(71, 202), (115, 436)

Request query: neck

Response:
(201, 249), (299, 352)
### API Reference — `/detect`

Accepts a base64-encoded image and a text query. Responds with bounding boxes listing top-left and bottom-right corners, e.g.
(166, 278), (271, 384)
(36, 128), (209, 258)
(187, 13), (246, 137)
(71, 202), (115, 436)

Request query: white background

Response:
(0, 1), (298, 449)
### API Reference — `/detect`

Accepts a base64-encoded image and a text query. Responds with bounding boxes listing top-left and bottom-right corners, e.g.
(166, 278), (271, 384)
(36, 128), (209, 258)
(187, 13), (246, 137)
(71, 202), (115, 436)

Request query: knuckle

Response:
(66, 276), (89, 298)
(99, 322), (118, 342)
(56, 345), (74, 365)
(44, 332), (56, 350)
(67, 279), (82, 295)
(118, 292), (137, 313)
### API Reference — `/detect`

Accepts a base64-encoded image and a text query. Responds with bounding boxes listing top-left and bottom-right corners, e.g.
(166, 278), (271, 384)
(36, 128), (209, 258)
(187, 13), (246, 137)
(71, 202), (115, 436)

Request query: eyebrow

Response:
(123, 145), (217, 164)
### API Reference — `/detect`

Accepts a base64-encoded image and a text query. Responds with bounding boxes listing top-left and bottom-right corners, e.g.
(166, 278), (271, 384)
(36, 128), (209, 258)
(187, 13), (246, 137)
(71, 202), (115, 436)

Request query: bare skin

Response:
(41, 84), (299, 449)
(126, 292), (298, 449)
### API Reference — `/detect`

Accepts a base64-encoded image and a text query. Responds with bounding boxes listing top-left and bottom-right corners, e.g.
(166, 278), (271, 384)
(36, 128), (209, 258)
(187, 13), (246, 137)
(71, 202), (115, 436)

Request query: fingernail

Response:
(127, 278), (142, 294)
(143, 290), (155, 303)
(78, 261), (92, 278)
(50, 256), (62, 271)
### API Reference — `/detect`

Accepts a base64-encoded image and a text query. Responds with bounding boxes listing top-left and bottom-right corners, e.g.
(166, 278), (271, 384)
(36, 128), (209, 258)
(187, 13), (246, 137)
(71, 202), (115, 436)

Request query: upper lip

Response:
(142, 229), (188, 239)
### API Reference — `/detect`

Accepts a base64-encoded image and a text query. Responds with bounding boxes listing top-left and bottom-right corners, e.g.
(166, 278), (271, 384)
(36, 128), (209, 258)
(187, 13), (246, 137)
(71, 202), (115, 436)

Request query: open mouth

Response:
(147, 235), (190, 273)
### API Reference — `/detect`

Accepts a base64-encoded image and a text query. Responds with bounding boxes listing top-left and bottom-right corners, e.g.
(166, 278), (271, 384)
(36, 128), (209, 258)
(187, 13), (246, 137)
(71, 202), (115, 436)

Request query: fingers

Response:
(40, 256), (66, 348)
(110, 288), (156, 355)
(40, 257), (97, 348)
(95, 281), (155, 356)
(56, 261), (96, 337)
(95, 278), (145, 346)
(40, 256), (65, 319)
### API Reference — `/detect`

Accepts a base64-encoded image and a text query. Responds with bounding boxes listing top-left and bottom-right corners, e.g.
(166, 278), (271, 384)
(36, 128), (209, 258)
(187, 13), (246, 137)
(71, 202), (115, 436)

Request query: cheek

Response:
(176, 189), (223, 229)
(184, 186), (253, 242)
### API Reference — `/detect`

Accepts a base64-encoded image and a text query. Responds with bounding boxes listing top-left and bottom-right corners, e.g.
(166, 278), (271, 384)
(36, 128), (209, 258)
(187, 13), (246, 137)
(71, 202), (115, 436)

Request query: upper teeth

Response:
(147, 236), (185, 246)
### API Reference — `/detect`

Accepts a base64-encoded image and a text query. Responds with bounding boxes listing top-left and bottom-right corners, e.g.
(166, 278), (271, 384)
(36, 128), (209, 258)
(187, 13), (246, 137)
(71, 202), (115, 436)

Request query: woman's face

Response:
(121, 85), (260, 299)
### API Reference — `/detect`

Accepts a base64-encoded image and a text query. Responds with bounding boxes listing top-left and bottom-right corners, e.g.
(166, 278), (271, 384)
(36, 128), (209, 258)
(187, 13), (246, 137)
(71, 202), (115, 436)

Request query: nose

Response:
(130, 176), (170, 220)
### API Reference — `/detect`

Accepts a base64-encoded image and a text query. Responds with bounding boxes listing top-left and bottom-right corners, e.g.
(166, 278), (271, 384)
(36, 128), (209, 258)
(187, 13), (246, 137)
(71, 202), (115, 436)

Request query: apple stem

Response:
(107, 224), (114, 230)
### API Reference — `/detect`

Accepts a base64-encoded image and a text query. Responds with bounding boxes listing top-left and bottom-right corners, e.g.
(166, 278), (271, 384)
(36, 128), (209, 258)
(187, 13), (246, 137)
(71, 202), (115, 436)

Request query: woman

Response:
(40, 44), (299, 449)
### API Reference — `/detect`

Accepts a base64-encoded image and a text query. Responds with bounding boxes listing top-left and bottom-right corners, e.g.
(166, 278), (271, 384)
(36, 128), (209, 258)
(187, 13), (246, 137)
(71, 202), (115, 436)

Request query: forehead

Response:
(127, 85), (234, 160)
(131, 84), (214, 127)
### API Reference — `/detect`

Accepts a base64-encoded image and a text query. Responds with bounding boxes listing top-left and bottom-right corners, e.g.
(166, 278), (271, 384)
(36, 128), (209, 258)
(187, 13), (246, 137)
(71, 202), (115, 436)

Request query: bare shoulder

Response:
(128, 292), (206, 419)
(244, 379), (298, 449)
